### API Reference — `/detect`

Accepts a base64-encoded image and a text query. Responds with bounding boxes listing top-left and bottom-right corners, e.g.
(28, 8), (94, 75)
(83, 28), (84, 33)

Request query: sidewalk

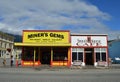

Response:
(0, 66), (37, 74)
(109, 64), (120, 69)
(0, 62), (120, 74)
(0, 58), (21, 67)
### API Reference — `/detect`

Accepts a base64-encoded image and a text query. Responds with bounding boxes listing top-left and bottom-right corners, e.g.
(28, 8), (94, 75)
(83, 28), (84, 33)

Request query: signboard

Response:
(71, 36), (107, 47)
(23, 31), (70, 43)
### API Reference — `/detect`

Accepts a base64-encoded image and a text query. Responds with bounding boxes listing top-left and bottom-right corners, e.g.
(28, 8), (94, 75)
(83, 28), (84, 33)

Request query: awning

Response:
(14, 42), (71, 47)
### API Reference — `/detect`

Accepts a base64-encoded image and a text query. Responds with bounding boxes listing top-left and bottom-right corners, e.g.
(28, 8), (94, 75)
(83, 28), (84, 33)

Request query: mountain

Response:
(13, 34), (22, 42)
(6, 33), (22, 42)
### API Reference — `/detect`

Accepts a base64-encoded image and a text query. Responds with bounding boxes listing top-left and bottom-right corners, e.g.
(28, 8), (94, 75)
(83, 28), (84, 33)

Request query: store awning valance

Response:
(14, 42), (71, 47)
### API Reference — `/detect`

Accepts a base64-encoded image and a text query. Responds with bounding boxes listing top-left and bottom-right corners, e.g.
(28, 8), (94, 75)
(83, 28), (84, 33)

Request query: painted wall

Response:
(109, 40), (120, 63)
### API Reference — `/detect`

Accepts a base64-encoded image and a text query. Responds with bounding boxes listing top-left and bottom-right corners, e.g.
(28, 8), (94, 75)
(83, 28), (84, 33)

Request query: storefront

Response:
(71, 34), (109, 67)
(14, 30), (71, 66)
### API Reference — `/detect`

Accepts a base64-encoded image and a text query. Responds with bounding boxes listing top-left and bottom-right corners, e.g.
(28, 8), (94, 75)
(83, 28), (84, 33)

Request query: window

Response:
(78, 52), (83, 61)
(95, 48), (107, 62)
(101, 48), (106, 52)
(53, 48), (68, 61)
(102, 52), (106, 61)
(96, 52), (100, 62)
(22, 47), (38, 61)
(72, 48), (77, 52)
(72, 48), (84, 62)
(72, 52), (77, 62)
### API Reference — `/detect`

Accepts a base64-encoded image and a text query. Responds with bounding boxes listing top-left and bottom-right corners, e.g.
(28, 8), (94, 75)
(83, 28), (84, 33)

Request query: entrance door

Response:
(40, 47), (51, 65)
(85, 48), (94, 65)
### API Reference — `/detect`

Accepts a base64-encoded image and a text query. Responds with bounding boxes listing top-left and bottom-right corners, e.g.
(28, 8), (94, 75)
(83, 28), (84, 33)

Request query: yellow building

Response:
(14, 30), (71, 66)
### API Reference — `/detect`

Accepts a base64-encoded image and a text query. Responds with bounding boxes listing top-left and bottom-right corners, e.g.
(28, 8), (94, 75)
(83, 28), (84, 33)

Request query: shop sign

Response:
(23, 31), (69, 43)
(71, 36), (107, 47)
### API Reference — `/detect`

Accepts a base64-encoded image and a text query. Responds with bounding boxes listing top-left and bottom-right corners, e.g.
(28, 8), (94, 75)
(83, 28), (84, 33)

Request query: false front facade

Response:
(71, 34), (109, 67)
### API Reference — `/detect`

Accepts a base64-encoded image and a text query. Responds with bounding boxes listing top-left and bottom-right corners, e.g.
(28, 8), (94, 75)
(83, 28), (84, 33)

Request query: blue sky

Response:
(87, 0), (120, 30)
(0, 0), (120, 40)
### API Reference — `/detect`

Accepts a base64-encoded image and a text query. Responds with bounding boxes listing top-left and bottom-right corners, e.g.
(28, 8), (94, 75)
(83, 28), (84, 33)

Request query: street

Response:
(0, 67), (120, 82)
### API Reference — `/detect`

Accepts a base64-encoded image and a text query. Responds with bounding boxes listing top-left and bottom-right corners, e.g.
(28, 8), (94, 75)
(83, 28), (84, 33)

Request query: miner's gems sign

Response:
(23, 31), (70, 43)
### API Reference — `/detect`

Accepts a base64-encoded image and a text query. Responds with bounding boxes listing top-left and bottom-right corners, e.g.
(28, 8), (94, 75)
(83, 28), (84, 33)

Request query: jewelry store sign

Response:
(23, 31), (69, 43)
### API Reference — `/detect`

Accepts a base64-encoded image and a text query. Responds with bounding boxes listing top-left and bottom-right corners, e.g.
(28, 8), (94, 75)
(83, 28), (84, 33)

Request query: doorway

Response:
(85, 48), (94, 65)
(40, 47), (51, 65)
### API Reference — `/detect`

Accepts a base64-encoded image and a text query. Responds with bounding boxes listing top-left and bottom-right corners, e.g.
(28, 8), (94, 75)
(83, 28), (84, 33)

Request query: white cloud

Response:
(0, 0), (119, 40)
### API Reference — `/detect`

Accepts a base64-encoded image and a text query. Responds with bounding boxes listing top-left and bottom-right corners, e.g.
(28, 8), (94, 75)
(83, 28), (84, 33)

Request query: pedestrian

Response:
(11, 55), (14, 67)
(3, 58), (6, 67)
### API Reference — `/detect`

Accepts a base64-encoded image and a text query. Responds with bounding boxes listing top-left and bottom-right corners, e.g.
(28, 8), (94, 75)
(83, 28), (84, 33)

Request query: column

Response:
(33, 48), (36, 66)
(67, 47), (71, 67)
(38, 47), (40, 61)
(51, 47), (53, 66)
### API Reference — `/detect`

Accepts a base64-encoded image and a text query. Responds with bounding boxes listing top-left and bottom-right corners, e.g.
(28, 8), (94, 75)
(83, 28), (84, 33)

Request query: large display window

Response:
(95, 48), (107, 62)
(53, 47), (68, 61)
(72, 48), (84, 62)
(22, 47), (38, 61)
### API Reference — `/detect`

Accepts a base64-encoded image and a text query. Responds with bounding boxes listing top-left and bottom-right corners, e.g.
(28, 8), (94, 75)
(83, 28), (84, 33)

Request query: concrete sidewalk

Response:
(109, 64), (120, 69)
(0, 66), (37, 74)
(1, 66), (120, 75)
(0, 58), (21, 67)
(0, 60), (120, 73)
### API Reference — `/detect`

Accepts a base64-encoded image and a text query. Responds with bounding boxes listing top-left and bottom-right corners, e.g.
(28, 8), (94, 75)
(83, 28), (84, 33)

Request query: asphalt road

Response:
(0, 68), (120, 82)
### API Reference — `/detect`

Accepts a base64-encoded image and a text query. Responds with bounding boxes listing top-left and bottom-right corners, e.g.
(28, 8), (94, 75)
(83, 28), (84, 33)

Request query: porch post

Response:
(33, 47), (36, 66)
(51, 47), (53, 66)
(68, 47), (71, 67)
(38, 47), (40, 62)
(94, 48), (97, 67)
(83, 48), (85, 66)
